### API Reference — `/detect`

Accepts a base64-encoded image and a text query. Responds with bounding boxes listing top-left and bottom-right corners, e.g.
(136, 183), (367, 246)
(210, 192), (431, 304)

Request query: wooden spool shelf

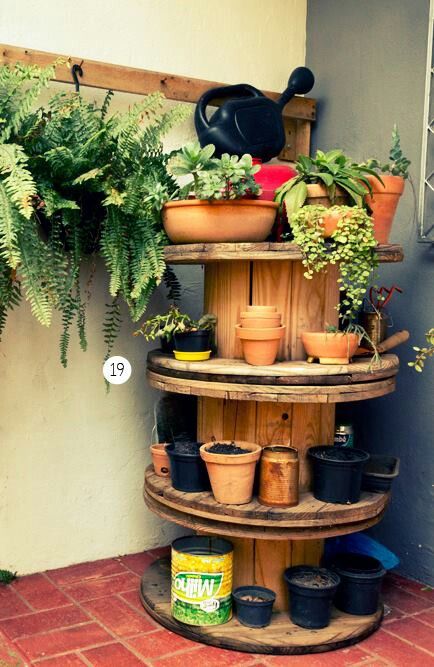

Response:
(141, 242), (403, 652)
(140, 559), (383, 655)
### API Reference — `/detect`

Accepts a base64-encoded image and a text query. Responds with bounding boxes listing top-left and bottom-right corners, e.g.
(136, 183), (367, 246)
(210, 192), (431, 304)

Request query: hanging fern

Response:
(103, 298), (122, 362)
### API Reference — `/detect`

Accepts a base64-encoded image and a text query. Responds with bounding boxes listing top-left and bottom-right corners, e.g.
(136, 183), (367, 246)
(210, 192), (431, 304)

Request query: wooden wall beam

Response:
(0, 43), (316, 122)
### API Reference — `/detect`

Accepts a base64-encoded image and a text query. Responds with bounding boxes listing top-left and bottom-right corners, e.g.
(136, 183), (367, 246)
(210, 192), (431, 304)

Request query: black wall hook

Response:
(71, 63), (83, 92)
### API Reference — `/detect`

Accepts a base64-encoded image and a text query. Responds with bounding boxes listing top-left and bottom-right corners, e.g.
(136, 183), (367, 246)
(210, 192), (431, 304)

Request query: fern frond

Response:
(0, 144), (36, 218)
(0, 181), (24, 268)
(17, 224), (52, 326)
(103, 297), (122, 361)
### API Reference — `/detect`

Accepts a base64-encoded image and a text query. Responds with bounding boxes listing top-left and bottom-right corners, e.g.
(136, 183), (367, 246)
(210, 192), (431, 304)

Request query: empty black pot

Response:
(166, 441), (210, 492)
(284, 565), (340, 629)
(308, 446), (370, 504)
(233, 585), (276, 628)
(331, 553), (386, 615)
(174, 330), (210, 352)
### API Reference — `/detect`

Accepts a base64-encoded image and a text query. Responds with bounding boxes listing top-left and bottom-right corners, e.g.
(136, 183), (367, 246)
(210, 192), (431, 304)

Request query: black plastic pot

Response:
(233, 586), (276, 628)
(362, 455), (400, 493)
(160, 337), (175, 353)
(166, 442), (211, 492)
(331, 553), (386, 615)
(284, 565), (340, 629)
(308, 446), (370, 504)
(174, 330), (210, 352)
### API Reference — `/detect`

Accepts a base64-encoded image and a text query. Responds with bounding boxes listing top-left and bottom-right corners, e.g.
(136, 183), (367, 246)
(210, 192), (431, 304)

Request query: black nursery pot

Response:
(166, 441), (210, 492)
(174, 330), (210, 353)
(362, 455), (400, 493)
(308, 446), (370, 504)
(233, 586), (276, 628)
(331, 553), (386, 616)
(160, 337), (175, 353)
(284, 566), (340, 629)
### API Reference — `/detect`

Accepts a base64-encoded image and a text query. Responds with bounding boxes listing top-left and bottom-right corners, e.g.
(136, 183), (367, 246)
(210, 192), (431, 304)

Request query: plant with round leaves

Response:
(409, 328), (434, 372)
(289, 205), (378, 324)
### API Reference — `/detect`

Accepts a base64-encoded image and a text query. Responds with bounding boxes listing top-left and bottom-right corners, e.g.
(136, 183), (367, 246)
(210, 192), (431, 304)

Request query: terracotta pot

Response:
(162, 200), (278, 244)
(246, 305), (277, 313)
(235, 324), (286, 365)
(301, 331), (360, 364)
(150, 443), (170, 477)
(364, 175), (405, 244)
(305, 184), (348, 208)
(200, 441), (262, 504)
(240, 311), (282, 329)
(258, 446), (299, 507)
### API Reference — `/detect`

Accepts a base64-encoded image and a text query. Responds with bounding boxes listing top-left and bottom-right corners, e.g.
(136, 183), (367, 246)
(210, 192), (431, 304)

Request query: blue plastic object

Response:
(324, 533), (399, 571)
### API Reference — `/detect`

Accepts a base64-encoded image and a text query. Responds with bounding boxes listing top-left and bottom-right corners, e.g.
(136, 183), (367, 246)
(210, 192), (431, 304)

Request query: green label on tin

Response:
(173, 571), (223, 606)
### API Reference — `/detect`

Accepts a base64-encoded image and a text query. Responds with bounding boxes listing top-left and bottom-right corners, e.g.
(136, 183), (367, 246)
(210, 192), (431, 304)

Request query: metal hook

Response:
(71, 63), (83, 92)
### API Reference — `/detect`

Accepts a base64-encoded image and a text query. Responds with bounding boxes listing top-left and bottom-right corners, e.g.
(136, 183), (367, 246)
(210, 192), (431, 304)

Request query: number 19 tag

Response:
(103, 356), (132, 385)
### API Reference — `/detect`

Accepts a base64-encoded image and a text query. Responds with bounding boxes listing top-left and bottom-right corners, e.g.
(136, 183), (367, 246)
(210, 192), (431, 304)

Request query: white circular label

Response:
(103, 356), (132, 384)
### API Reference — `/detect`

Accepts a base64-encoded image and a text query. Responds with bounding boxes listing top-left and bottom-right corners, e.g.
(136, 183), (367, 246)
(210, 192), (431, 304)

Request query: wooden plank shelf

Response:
(146, 351), (398, 403)
(140, 559), (383, 655)
(145, 466), (390, 533)
(163, 242), (404, 264)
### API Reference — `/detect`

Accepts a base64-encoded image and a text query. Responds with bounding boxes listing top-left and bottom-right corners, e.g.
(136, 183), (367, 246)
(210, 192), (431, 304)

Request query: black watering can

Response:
(194, 67), (315, 162)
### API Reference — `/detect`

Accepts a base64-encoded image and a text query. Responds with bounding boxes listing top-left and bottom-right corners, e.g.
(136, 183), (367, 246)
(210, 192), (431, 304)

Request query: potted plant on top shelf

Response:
(274, 149), (381, 223)
(362, 125), (411, 244)
(161, 142), (278, 244)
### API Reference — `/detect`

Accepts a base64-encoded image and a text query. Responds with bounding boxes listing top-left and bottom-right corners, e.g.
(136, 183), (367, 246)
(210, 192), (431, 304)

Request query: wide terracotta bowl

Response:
(301, 332), (360, 365)
(162, 200), (278, 244)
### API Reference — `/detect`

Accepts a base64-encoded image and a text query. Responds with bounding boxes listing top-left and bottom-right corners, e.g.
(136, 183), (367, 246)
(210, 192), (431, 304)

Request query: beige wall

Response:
(0, 0), (307, 574)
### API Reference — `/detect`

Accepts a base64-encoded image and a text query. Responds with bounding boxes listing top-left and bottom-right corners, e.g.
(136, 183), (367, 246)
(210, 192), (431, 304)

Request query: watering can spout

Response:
(277, 67), (315, 109)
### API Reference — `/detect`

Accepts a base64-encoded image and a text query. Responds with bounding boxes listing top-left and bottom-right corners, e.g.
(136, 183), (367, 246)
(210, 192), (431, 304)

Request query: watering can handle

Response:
(195, 83), (263, 132)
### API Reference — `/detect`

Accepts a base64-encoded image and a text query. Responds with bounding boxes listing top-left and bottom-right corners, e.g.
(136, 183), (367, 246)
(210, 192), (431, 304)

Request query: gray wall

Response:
(307, 0), (434, 584)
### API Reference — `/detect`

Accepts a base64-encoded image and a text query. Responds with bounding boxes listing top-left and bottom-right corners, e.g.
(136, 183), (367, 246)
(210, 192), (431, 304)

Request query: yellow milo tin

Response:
(171, 536), (233, 626)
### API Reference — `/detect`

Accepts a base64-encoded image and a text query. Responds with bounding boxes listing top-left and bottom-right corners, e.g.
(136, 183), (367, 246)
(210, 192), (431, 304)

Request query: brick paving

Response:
(0, 548), (432, 666)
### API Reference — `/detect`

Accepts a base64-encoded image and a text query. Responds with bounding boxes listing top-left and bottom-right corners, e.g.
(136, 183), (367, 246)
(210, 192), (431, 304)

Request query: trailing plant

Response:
(135, 305), (217, 342)
(289, 205), (378, 323)
(0, 61), (190, 365)
(274, 149), (381, 220)
(167, 141), (260, 200)
(363, 125), (411, 179)
(409, 328), (434, 372)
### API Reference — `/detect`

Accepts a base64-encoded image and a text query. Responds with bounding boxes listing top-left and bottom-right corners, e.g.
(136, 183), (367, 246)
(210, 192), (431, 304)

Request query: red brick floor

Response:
(0, 549), (433, 666)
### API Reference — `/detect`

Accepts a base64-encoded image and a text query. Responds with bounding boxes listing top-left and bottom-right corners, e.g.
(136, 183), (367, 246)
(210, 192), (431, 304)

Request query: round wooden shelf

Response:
(144, 467), (389, 540)
(163, 242), (404, 264)
(140, 558), (383, 655)
(147, 352), (399, 404)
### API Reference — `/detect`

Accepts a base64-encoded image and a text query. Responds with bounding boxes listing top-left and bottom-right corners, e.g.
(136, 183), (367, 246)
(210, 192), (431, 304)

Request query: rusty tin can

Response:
(258, 445), (299, 507)
(361, 312), (388, 349)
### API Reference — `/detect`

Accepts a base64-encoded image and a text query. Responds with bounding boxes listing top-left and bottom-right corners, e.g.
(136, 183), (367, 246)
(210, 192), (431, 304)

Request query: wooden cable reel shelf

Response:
(140, 242), (403, 654)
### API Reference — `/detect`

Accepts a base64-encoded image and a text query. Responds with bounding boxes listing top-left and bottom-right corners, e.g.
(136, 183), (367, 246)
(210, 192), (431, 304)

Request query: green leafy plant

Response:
(0, 61), (190, 365)
(363, 125), (410, 179)
(274, 150), (381, 220)
(167, 141), (260, 200)
(0, 569), (17, 585)
(289, 205), (378, 323)
(135, 304), (216, 342)
(409, 328), (434, 372)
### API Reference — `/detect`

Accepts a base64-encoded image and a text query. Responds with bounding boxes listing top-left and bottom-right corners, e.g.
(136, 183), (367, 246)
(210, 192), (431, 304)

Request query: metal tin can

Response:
(258, 445), (299, 507)
(361, 312), (387, 349)
(171, 536), (233, 626)
(334, 423), (354, 448)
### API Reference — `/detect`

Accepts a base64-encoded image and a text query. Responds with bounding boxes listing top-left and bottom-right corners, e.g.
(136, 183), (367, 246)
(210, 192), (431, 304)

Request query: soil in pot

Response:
(235, 324), (285, 366)
(362, 455), (400, 493)
(301, 331), (360, 364)
(166, 441), (211, 492)
(365, 174), (405, 244)
(233, 585), (276, 628)
(174, 330), (210, 353)
(284, 565), (340, 629)
(163, 199), (278, 244)
(206, 443), (251, 455)
(308, 446), (370, 504)
(200, 440), (262, 504)
(331, 553), (386, 615)
(150, 443), (170, 477)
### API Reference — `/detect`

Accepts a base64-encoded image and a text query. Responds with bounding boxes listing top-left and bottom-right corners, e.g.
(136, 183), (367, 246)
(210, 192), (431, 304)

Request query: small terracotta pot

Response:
(162, 200), (278, 244)
(364, 175), (405, 244)
(246, 305), (277, 313)
(240, 311), (282, 329)
(305, 184), (348, 208)
(150, 443), (170, 477)
(320, 210), (342, 238)
(200, 441), (262, 504)
(235, 325), (286, 365)
(301, 332), (360, 364)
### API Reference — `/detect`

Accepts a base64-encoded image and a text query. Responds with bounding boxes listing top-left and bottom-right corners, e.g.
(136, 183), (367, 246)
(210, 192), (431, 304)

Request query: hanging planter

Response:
(284, 565), (340, 629)
(330, 553), (386, 616)
(200, 441), (262, 504)
(150, 444), (170, 478)
(308, 446), (370, 504)
(232, 585), (276, 628)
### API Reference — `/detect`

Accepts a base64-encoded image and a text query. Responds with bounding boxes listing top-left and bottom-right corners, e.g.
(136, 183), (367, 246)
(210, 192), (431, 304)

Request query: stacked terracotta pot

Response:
(235, 305), (285, 366)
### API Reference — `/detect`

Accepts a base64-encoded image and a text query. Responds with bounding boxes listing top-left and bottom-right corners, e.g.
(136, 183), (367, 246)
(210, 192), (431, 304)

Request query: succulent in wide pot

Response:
(362, 126), (410, 244)
(199, 440), (262, 504)
(301, 330), (361, 365)
(163, 142), (277, 243)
